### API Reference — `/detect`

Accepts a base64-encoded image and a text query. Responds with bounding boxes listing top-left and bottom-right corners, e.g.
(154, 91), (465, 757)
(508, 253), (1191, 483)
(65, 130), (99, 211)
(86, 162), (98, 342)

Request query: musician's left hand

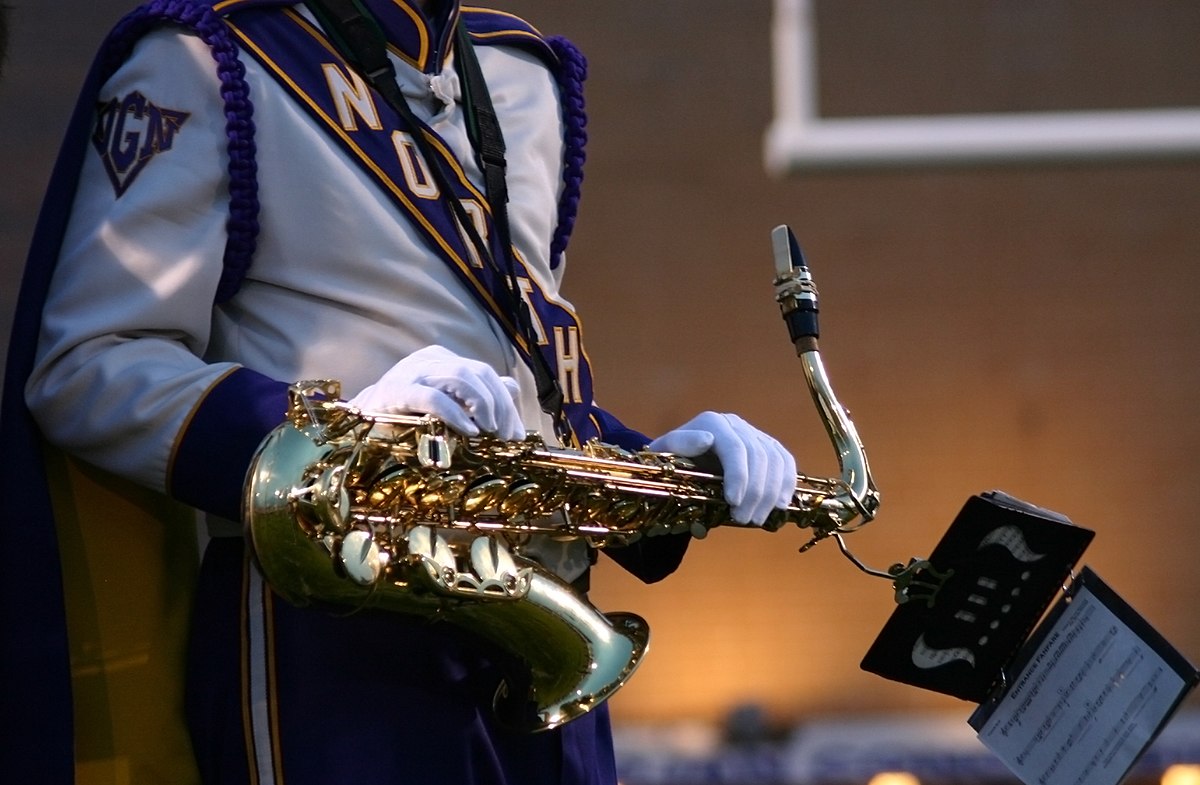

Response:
(648, 412), (796, 525)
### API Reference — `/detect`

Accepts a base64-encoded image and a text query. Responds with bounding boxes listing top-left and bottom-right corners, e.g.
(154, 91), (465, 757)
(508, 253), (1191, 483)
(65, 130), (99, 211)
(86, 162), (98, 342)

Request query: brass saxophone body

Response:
(243, 226), (880, 731)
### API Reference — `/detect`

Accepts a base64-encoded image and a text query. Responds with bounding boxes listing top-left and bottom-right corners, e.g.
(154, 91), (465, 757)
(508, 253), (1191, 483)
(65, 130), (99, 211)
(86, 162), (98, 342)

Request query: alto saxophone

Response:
(243, 225), (880, 731)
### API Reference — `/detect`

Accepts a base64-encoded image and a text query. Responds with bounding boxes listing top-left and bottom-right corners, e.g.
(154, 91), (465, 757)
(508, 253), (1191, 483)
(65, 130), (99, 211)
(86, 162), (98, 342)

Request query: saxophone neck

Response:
(800, 348), (880, 529)
(772, 225), (880, 533)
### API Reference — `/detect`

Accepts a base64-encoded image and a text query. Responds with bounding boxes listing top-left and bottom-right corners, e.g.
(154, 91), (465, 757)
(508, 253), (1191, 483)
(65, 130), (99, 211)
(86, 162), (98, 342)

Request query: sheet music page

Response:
(975, 583), (1188, 785)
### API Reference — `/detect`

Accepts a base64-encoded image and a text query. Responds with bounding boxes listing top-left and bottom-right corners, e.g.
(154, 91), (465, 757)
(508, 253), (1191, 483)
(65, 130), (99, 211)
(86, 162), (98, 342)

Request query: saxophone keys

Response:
(338, 529), (387, 586)
(649, 503), (705, 537)
(292, 464), (351, 534)
(500, 477), (542, 518)
(537, 485), (571, 515)
(469, 535), (524, 597)
(406, 525), (457, 581)
(417, 433), (454, 469)
(461, 474), (508, 514)
(419, 473), (469, 508)
(607, 498), (647, 527)
(470, 535), (516, 577)
(571, 490), (610, 523)
(367, 467), (412, 507)
(398, 473), (429, 507)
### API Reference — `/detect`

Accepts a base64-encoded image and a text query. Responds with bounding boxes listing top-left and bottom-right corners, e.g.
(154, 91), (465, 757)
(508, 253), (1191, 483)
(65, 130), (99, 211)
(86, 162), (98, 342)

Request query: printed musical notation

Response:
(973, 569), (1197, 785)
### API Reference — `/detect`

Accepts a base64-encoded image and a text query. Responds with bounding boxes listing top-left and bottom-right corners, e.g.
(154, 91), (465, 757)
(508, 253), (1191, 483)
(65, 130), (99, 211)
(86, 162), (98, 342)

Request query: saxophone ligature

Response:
(243, 225), (881, 732)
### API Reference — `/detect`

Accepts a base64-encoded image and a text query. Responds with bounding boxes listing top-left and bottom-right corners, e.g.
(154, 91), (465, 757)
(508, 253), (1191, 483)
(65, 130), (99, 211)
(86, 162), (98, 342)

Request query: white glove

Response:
(347, 345), (525, 440)
(648, 412), (796, 525)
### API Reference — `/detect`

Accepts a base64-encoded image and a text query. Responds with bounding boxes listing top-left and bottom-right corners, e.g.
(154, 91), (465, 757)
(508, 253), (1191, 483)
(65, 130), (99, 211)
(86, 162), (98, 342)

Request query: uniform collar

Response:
(359, 0), (461, 74)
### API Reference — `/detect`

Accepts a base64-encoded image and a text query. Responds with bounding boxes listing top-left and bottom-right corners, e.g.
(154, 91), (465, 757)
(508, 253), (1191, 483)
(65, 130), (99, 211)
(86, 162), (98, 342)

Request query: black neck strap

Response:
(302, 0), (569, 441)
(454, 22), (513, 267)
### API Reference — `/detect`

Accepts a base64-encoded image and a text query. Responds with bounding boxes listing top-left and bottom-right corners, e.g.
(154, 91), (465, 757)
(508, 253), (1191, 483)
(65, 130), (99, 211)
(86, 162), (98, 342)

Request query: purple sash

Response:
(224, 5), (603, 442)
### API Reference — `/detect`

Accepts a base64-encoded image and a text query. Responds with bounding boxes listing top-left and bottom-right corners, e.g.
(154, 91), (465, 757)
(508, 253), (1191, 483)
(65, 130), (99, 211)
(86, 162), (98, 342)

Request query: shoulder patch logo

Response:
(91, 91), (191, 197)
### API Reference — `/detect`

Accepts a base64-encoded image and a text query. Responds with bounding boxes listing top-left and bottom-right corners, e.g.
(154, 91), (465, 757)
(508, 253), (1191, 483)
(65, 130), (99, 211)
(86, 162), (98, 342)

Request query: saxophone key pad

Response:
(418, 473), (469, 509)
(461, 474), (507, 514)
(291, 464), (351, 533)
(338, 529), (385, 586)
(417, 433), (453, 469)
(499, 477), (542, 518)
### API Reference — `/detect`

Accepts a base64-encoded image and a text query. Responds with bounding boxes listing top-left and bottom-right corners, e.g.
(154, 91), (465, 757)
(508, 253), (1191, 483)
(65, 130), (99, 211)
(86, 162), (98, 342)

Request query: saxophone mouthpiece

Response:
(771, 224), (820, 353)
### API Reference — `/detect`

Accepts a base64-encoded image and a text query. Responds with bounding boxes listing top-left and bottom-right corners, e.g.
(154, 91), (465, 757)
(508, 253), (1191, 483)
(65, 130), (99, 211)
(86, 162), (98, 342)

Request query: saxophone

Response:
(243, 225), (880, 731)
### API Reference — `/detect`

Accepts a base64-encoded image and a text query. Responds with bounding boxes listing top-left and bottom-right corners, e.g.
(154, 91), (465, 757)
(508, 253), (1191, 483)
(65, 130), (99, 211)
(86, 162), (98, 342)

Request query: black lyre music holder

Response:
(861, 490), (1200, 785)
(861, 490), (1095, 701)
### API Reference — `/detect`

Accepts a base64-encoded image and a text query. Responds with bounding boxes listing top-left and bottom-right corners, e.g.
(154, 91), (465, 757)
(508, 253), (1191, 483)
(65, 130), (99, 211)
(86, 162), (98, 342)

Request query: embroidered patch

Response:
(91, 91), (191, 197)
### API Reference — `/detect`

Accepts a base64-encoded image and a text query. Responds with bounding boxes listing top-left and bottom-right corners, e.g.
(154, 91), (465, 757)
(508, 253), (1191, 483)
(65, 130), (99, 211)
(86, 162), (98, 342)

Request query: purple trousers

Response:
(185, 537), (618, 785)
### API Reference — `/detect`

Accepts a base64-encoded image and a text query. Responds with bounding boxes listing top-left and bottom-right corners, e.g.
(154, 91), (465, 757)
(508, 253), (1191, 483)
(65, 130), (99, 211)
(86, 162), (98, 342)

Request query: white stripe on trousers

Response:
(246, 562), (278, 785)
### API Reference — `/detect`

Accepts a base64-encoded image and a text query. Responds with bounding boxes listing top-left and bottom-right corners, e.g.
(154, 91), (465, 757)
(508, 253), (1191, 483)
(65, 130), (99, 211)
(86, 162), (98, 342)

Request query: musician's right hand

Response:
(647, 411), (796, 526)
(347, 345), (526, 441)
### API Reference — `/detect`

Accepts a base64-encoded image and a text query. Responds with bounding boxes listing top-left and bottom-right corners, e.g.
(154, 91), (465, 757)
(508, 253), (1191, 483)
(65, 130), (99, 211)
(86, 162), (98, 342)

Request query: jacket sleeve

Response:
(24, 28), (287, 522)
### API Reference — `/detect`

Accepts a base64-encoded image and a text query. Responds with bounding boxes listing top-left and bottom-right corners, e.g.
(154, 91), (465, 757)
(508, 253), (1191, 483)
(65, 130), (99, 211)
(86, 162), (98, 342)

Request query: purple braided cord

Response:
(546, 36), (587, 270)
(102, 0), (259, 302)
